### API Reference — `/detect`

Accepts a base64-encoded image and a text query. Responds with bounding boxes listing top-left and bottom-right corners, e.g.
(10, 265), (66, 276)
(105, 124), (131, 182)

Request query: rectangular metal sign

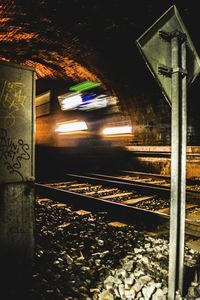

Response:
(136, 5), (200, 105)
(0, 61), (35, 183)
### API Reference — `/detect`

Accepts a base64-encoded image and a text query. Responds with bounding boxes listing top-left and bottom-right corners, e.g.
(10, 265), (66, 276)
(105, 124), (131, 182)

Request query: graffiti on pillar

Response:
(0, 80), (27, 128)
(0, 128), (30, 180)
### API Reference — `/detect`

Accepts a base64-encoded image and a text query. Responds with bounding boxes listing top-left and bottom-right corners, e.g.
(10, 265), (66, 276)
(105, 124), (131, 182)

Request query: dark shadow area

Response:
(0, 257), (33, 300)
(35, 144), (133, 181)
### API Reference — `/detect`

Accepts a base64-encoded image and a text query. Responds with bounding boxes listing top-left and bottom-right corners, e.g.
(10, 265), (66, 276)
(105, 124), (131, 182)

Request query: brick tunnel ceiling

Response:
(0, 0), (200, 86)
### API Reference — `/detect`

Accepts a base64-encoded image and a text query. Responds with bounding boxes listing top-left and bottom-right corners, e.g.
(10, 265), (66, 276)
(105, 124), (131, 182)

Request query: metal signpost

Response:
(136, 5), (200, 299)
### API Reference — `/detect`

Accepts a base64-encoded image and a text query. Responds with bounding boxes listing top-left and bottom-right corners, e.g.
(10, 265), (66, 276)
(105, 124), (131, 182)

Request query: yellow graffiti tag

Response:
(0, 80), (27, 128)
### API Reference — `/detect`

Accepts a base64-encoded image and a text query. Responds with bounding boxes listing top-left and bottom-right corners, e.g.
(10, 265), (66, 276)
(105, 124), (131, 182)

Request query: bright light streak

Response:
(69, 80), (101, 92)
(59, 94), (82, 111)
(78, 95), (108, 111)
(102, 126), (132, 135)
(55, 121), (88, 133)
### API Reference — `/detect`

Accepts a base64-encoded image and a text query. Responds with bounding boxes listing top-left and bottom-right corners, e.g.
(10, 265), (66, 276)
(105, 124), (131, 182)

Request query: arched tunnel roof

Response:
(0, 0), (200, 87)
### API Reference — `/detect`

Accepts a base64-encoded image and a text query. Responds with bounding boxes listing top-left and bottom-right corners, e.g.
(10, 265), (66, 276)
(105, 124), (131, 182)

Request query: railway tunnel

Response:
(1, 1), (200, 299)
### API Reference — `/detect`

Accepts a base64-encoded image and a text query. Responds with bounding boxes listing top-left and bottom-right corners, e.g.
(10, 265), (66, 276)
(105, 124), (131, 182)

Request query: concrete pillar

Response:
(0, 61), (35, 294)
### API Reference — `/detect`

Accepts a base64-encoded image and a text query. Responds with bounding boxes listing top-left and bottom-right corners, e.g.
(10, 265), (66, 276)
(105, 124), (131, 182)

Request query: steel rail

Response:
(35, 181), (200, 237)
(121, 170), (200, 185)
(65, 173), (171, 198)
(70, 173), (200, 201)
(35, 182), (169, 227)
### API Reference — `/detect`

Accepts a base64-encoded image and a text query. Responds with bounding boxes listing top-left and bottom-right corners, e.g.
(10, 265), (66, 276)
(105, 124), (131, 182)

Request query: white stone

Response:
(132, 281), (142, 293)
(134, 269), (145, 278)
(124, 288), (136, 299)
(156, 253), (164, 260)
(114, 288), (120, 297)
(154, 246), (162, 253)
(136, 291), (142, 299)
(175, 291), (183, 300)
(162, 287), (168, 295)
(187, 286), (196, 297)
(104, 275), (114, 289)
(141, 256), (149, 264)
(153, 283), (162, 289)
(116, 268), (126, 279)
(191, 281), (198, 287)
(134, 248), (143, 254)
(118, 283), (125, 297)
(97, 239), (104, 246)
(146, 248), (153, 253)
(139, 275), (152, 284)
(142, 286), (156, 300)
(98, 290), (114, 300)
(124, 260), (134, 272)
(189, 249), (195, 254)
(152, 288), (166, 300)
(124, 275), (134, 286)
(113, 277), (122, 285)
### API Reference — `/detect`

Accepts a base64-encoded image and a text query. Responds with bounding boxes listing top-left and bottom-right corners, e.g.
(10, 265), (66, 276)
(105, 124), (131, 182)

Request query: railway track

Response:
(36, 172), (200, 237)
(120, 170), (200, 192)
(84, 170), (200, 194)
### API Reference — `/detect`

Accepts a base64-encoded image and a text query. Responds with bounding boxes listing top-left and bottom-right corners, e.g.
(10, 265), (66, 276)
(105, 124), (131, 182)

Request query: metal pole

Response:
(168, 32), (187, 299)
(178, 38), (187, 294)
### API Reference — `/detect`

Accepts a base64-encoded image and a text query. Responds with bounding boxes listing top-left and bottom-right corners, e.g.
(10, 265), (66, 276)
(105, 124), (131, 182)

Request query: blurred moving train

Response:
(35, 80), (134, 177)
(35, 79), (200, 179)
(35, 80), (133, 150)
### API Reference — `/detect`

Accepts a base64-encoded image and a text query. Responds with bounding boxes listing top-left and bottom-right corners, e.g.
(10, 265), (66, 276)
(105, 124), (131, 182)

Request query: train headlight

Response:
(55, 121), (88, 133)
(102, 126), (132, 136)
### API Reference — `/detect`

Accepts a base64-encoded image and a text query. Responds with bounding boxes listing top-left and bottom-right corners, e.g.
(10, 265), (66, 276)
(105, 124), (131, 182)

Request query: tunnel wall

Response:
(35, 40), (200, 148)
(126, 146), (200, 178)
(35, 49), (200, 178)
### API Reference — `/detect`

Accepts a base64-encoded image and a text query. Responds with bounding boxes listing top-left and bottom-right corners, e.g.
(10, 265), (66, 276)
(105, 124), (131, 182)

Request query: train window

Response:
(35, 91), (51, 117)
